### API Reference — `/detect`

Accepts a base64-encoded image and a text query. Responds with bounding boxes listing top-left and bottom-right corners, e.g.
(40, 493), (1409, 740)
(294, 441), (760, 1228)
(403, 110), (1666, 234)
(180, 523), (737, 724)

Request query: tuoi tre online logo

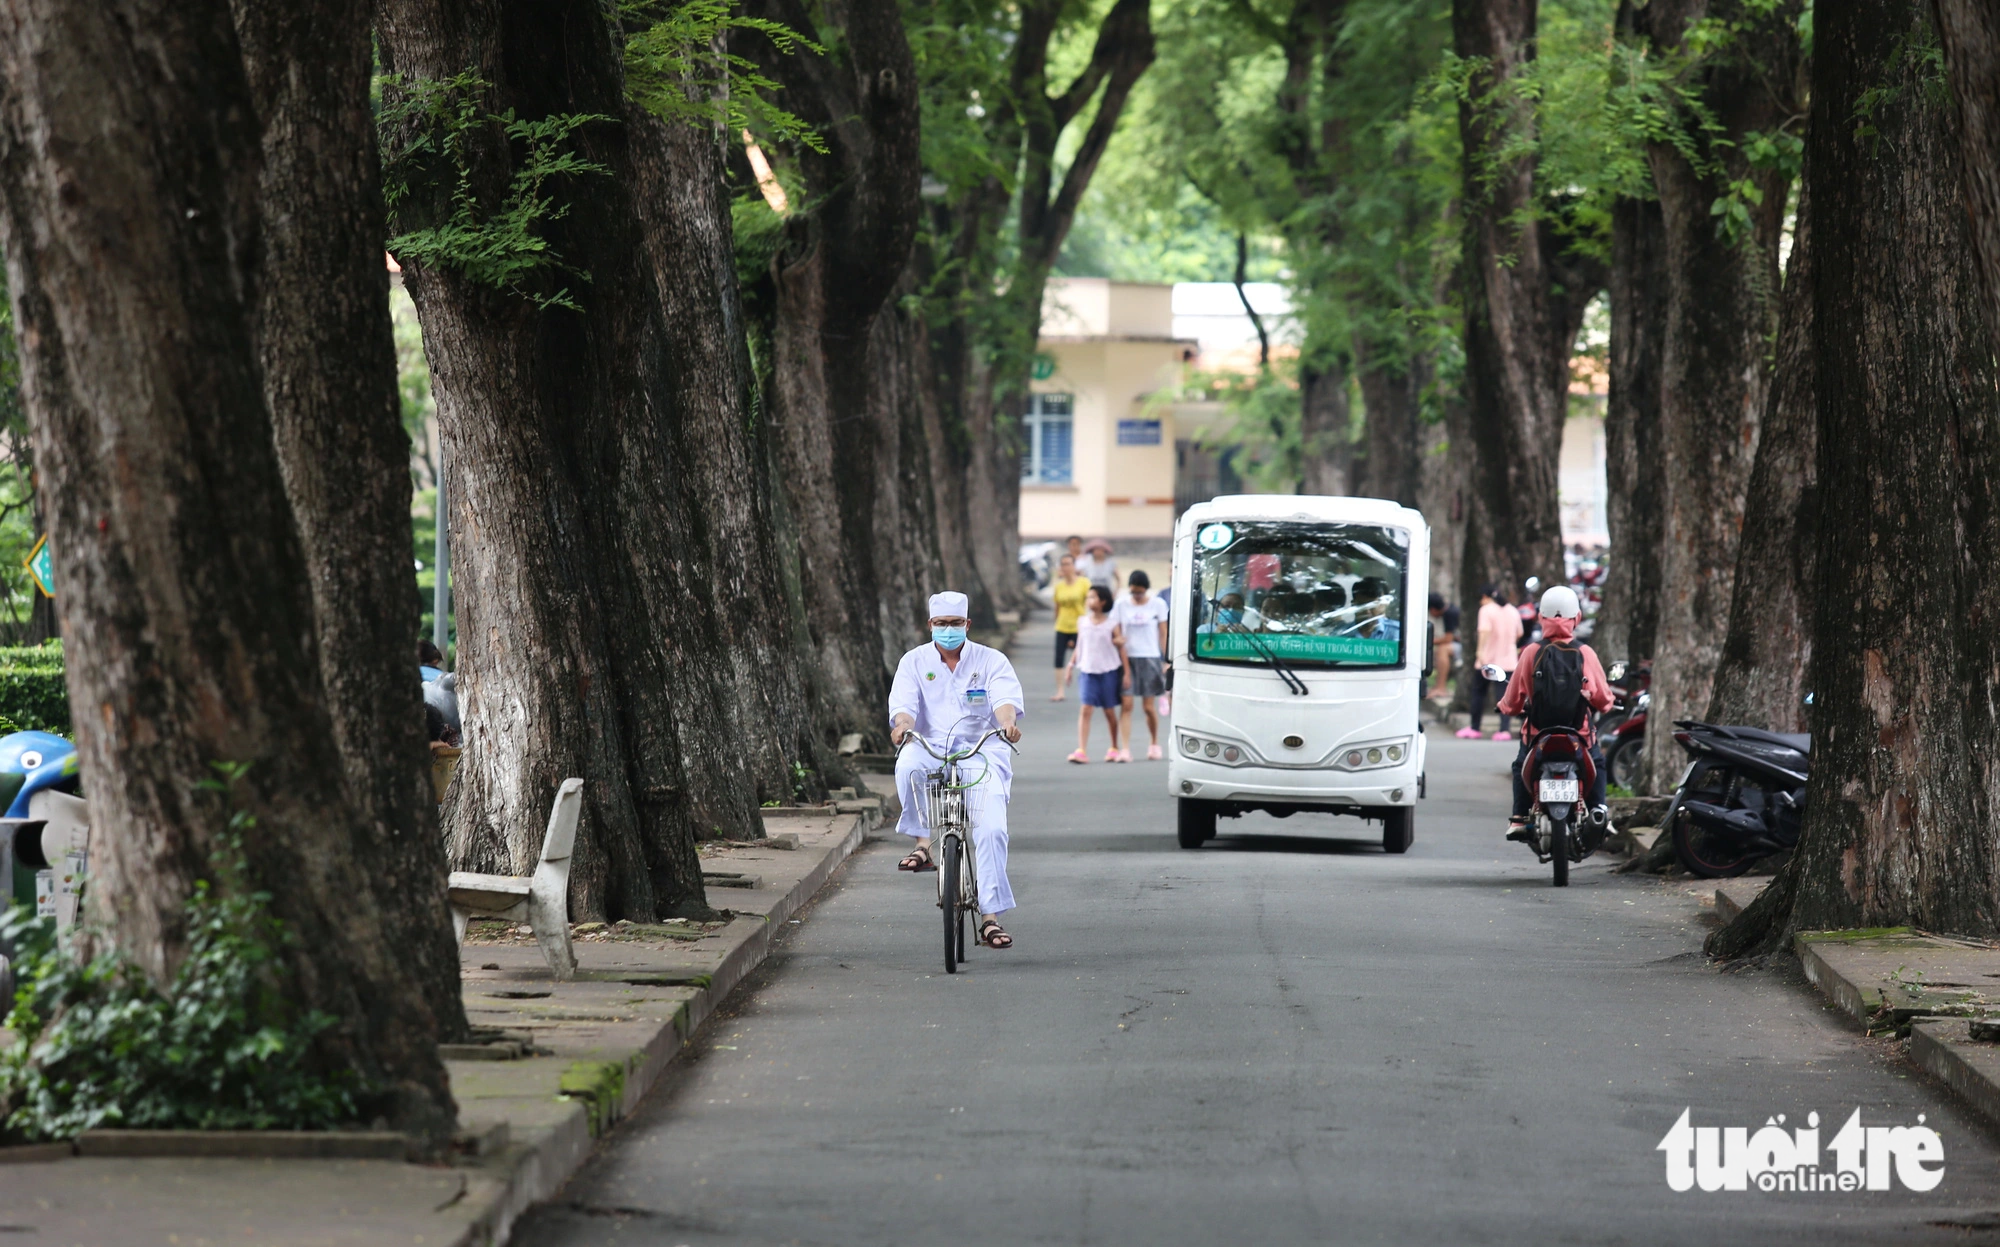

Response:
(1658, 1109), (1944, 1193)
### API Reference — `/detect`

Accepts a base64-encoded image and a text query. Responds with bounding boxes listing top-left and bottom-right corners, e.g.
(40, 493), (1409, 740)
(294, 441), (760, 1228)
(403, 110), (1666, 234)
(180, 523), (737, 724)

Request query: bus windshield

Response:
(1191, 519), (1409, 668)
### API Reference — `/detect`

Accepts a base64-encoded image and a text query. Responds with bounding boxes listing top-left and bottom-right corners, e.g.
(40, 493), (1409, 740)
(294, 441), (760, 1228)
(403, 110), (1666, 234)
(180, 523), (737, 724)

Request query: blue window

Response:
(1021, 393), (1074, 485)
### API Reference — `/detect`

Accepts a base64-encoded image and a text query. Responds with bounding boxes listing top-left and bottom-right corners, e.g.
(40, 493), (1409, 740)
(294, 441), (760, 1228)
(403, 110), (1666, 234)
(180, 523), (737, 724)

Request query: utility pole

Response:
(432, 469), (450, 659)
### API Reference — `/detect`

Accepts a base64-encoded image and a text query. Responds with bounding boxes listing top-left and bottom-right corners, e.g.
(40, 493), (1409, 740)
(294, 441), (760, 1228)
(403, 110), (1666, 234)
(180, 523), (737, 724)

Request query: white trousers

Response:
(895, 747), (1014, 915)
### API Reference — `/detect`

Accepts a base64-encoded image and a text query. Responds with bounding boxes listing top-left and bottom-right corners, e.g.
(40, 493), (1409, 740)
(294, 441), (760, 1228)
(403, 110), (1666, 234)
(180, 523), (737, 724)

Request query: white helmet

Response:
(1539, 585), (1581, 619)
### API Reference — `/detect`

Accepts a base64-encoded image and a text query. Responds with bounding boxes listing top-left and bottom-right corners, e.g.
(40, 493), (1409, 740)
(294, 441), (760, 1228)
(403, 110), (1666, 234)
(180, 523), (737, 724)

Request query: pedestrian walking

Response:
(1114, 570), (1171, 760)
(1050, 553), (1090, 701)
(1458, 583), (1522, 740)
(1077, 538), (1119, 591)
(1068, 585), (1126, 762)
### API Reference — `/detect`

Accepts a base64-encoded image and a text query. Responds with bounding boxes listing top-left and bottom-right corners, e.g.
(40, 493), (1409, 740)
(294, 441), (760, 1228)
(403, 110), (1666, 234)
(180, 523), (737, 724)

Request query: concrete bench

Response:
(448, 778), (581, 980)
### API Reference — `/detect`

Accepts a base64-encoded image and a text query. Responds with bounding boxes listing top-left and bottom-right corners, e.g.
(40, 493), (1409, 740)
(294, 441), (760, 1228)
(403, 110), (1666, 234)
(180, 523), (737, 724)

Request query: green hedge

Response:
(0, 643), (68, 735)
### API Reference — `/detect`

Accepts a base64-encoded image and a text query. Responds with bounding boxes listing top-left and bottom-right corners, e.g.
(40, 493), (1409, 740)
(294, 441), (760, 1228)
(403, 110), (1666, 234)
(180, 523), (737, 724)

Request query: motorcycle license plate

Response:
(1540, 777), (1579, 804)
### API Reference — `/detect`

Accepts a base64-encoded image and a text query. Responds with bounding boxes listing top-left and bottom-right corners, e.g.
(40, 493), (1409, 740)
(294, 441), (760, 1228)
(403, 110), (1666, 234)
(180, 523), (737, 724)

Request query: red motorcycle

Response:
(1604, 692), (1648, 790)
(1520, 726), (1605, 887)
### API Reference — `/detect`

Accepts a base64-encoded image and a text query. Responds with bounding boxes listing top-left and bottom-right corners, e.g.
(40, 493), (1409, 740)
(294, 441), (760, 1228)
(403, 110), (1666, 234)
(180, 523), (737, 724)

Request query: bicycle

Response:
(899, 724), (1016, 974)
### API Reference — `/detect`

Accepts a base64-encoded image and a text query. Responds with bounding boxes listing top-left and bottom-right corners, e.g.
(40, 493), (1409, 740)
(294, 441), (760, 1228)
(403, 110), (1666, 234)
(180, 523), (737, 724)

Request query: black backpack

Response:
(1527, 641), (1585, 731)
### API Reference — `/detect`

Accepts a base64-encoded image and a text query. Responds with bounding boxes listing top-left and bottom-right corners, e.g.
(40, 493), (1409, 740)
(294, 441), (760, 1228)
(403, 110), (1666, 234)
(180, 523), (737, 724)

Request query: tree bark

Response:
(0, 0), (455, 1141)
(1452, 0), (1596, 593)
(742, 0), (923, 737)
(1705, 158), (1815, 730)
(1356, 351), (1424, 506)
(1638, 0), (1800, 793)
(1597, 195), (1666, 667)
(1298, 360), (1353, 495)
(379, 0), (731, 920)
(629, 110), (841, 796)
(1935, 0), (2000, 337)
(229, 0), (467, 1042)
(1710, 0), (2000, 955)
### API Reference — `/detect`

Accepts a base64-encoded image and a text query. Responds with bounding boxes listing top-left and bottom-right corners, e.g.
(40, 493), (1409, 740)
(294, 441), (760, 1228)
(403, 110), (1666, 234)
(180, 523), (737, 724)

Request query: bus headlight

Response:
(1336, 739), (1411, 772)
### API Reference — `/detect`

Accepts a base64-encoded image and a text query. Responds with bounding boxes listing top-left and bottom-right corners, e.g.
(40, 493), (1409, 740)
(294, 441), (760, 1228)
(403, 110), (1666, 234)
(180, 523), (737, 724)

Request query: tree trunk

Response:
(1418, 392), (1467, 608)
(230, 0), (467, 1042)
(1299, 357), (1353, 495)
(743, 0), (923, 736)
(0, 0), (455, 1141)
(1705, 158), (1815, 730)
(1452, 0), (1584, 593)
(629, 110), (841, 798)
(1357, 353), (1423, 506)
(1710, 0), (2000, 955)
(379, 0), (727, 920)
(1637, 0), (1799, 793)
(867, 265), (954, 659)
(1597, 194), (1666, 667)
(1935, 0), (2000, 337)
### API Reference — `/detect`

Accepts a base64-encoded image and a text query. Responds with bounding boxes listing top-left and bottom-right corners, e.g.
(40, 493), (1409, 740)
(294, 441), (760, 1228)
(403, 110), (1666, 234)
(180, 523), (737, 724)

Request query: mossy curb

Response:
(556, 1060), (626, 1135)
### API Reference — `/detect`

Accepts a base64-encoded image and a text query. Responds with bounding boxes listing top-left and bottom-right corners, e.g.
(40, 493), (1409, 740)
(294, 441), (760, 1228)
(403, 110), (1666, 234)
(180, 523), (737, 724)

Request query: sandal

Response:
(978, 919), (1013, 949)
(898, 845), (936, 872)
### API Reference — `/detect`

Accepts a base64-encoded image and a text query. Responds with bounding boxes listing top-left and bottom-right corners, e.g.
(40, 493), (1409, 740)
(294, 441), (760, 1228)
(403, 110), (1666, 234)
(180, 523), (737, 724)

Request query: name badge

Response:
(965, 687), (988, 707)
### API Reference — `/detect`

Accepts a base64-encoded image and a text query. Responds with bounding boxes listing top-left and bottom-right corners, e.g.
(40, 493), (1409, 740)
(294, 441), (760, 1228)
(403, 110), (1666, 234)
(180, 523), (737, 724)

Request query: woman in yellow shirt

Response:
(1050, 553), (1091, 700)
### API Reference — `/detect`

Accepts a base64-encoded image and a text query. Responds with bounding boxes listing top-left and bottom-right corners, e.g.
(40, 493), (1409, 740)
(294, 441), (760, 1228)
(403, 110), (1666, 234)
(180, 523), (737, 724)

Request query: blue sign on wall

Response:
(1116, 419), (1162, 446)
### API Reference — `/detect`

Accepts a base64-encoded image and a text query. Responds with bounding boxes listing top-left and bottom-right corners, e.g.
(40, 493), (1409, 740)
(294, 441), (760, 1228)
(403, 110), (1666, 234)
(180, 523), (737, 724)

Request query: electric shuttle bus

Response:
(1167, 494), (1431, 853)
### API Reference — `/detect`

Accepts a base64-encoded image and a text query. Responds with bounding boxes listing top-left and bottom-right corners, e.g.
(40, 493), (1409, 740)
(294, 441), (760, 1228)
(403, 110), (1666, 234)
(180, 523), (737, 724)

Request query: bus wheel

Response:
(1382, 806), (1414, 854)
(1177, 799), (1217, 848)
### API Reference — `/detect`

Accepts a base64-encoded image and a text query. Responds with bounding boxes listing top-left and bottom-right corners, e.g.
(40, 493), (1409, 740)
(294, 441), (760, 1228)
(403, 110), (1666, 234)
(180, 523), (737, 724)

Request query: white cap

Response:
(928, 591), (970, 619)
(1539, 585), (1581, 619)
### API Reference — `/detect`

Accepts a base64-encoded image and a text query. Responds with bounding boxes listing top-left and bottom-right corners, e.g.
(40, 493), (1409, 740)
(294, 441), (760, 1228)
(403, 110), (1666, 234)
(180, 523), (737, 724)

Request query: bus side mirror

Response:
(1423, 620), (1435, 678)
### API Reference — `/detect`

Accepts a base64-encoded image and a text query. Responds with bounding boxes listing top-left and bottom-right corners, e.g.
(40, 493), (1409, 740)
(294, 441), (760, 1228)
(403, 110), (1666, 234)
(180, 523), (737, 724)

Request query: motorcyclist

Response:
(1497, 585), (1614, 843)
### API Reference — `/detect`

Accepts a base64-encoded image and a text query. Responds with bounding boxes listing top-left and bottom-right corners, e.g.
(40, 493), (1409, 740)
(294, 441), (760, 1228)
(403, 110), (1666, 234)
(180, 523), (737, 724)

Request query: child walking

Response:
(1068, 584), (1128, 763)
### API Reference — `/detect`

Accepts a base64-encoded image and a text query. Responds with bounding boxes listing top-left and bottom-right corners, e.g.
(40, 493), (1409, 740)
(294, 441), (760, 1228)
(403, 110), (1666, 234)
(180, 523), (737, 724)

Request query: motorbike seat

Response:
(1721, 725), (1811, 754)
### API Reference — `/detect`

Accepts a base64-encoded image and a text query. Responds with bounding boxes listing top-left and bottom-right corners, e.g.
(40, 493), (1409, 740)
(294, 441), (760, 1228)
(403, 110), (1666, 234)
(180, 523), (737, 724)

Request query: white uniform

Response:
(889, 638), (1024, 914)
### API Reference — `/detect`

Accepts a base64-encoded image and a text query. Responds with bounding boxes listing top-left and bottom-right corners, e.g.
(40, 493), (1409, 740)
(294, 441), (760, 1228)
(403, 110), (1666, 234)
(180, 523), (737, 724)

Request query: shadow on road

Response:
(1207, 831), (1385, 855)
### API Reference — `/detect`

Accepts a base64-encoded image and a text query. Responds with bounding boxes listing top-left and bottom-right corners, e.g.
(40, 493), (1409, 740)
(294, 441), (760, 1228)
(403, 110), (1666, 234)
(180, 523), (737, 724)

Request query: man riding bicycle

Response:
(889, 592), (1024, 950)
(1497, 585), (1614, 844)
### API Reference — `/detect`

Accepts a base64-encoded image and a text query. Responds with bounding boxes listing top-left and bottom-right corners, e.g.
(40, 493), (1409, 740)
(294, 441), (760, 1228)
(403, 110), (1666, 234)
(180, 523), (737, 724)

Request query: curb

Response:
(1911, 1021), (2000, 1130)
(453, 810), (873, 1246)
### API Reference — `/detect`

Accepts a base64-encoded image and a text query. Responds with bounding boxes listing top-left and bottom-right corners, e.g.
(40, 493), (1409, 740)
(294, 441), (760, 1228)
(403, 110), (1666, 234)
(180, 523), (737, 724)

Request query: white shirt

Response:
(1112, 594), (1168, 659)
(1076, 553), (1119, 589)
(888, 640), (1026, 778)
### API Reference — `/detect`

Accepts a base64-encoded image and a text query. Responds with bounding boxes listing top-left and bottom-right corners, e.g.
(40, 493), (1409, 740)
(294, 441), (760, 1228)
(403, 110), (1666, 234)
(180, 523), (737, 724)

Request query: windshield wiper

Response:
(1229, 626), (1308, 695)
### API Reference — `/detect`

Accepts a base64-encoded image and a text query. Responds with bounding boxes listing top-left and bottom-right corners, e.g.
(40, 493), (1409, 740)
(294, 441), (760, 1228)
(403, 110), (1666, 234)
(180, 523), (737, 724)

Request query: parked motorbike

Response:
(1018, 540), (1056, 591)
(1604, 692), (1648, 790)
(1661, 719), (1809, 877)
(1597, 659), (1651, 735)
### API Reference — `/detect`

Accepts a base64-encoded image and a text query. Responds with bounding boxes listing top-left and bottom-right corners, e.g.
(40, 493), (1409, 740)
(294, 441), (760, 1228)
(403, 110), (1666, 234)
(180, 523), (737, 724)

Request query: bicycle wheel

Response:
(941, 836), (962, 974)
(1551, 816), (1569, 888)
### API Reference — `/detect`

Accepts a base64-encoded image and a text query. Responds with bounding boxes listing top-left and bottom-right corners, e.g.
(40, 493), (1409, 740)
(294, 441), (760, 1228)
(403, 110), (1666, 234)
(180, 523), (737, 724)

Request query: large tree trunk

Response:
(1710, 0), (2000, 956)
(1596, 194), (1666, 667)
(630, 110), (842, 793)
(0, 0), (455, 1141)
(379, 0), (732, 920)
(1705, 159), (1815, 730)
(1637, 0), (1799, 792)
(744, 0), (922, 736)
(1357, 352), (1423, 506)
(868, 265), (954, 659)
(1935, 0), (2000, 336)
(230, 0), (467, 1042)
(1451, 0), (1588, 592)
(1299, 356), (1353, 495)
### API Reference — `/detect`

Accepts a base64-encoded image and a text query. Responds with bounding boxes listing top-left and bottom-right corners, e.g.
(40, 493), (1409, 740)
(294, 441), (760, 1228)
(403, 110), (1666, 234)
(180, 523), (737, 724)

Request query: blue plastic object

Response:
(421, 665), (445, 684)
(0, 730), (78, 818)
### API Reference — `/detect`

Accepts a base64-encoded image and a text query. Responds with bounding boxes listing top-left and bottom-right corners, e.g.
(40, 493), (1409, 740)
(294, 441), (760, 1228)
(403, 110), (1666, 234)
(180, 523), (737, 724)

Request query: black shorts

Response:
(1055, 630), (1077, 668)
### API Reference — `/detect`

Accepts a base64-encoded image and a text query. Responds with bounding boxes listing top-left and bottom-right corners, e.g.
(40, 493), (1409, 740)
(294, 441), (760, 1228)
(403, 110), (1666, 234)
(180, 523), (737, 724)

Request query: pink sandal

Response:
(1067, 749), (1089, 764)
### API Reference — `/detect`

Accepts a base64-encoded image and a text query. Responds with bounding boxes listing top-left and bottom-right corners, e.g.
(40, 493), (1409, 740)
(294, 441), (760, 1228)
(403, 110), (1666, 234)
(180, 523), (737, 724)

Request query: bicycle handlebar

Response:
(895, 725), (1018, 763)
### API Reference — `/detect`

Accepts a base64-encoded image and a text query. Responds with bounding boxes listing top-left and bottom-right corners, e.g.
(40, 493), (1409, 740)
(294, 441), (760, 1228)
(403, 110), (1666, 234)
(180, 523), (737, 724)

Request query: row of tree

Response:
(0, 0), (1148, 1142)
(1108, 0), (2000, 942)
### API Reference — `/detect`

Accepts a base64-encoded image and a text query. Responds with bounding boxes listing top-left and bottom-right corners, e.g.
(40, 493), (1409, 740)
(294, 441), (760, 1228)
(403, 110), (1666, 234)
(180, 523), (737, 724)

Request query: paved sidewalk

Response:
(1710, 886), (2000, 1147)
(0, 801), (881, 1246)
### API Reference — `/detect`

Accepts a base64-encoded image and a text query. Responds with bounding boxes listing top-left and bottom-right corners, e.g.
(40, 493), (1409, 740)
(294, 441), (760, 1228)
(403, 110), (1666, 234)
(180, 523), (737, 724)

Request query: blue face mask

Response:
(1217, 608), (1243, 626)
(932, 625), (967, 651)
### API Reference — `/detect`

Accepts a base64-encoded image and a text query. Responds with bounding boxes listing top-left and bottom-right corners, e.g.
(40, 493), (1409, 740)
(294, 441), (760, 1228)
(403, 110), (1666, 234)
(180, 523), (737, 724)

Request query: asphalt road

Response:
(517, 628), (2000, 1247)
